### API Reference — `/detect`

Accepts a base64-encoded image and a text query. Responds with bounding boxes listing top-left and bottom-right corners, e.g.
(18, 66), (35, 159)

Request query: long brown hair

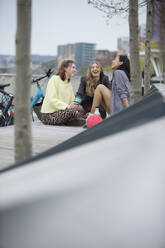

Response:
(86, 62), (104, 97)
(57, 60), (75, 81)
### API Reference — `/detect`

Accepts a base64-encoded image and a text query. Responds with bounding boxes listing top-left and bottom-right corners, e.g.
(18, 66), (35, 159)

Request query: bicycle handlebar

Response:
(0, 88), (14, 98)
(32, 69), (54, 84)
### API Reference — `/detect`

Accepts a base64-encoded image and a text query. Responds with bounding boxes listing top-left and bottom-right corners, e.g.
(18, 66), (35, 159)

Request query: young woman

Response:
(71, 62), (111, 118)
(41, 60), (84, 125)
(90, 55), (131, 116)
(110, 55), (131, 115)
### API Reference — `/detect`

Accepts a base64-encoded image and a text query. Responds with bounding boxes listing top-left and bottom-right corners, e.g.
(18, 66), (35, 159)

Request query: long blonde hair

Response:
(86, 62), (104, 97)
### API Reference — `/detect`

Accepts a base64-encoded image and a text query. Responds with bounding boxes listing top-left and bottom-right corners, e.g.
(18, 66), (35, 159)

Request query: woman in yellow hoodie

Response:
(41, 60), (84, 125)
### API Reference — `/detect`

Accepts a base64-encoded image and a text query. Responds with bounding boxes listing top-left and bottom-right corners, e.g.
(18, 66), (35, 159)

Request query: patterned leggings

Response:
(41, 108), (82, 125)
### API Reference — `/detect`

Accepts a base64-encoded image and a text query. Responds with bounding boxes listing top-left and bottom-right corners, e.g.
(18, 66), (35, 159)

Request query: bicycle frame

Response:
(30, 82), (44, 111)
(2, 94), (14, 113)
(30, 69), (53, 120)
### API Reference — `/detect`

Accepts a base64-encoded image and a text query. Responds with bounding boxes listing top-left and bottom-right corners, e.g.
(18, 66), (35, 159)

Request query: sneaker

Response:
(86, 114), (103, 128)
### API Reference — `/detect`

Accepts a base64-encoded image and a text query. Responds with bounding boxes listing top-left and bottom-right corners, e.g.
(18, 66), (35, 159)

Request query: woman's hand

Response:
(70, 102), (79, 108)
(122, 98), (129, 108)
(67, 104), (71, 109)
(67, 103), (78, 109)
(68, 102), (84, 111)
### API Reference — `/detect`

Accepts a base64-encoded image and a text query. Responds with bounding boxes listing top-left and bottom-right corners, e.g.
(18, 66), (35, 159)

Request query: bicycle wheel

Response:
(6, 112), (14, 126)
(0, 104), (6, 127)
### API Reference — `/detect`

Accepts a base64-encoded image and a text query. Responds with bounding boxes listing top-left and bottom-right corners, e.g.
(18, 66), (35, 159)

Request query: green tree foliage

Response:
(140, 58), (154, 74)
(141, 39), (160, 51)
(103, 65), (113, 72)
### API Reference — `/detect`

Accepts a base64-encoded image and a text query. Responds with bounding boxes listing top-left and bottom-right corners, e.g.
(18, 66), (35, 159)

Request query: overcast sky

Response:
(0, 0), (146, 56)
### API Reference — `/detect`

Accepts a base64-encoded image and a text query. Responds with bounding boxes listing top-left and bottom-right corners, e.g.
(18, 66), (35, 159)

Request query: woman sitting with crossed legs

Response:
(71, 61), (111, 119)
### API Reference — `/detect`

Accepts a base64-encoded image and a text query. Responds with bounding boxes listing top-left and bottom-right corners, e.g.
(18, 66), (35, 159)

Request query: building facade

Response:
(96, 50), (117, 66)
(75, 43), (96, 69)
(117, 37), (129, 55)
(57, 42), (96, 69)
(117, 26), (146, 55)
(57, 44), (75, 66)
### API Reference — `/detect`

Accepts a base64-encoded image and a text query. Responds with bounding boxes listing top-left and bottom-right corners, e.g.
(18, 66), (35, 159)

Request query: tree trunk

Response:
(160, 46), (165, 83)
(15, 0), (32, 163)
(129, 0), (141, 103)
(144, 0), (154, 94)
(159, 1), (165, 83)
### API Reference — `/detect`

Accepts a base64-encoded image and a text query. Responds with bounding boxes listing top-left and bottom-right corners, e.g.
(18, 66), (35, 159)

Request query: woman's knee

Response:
(96, 84), (105, 91)
(96, 85), (111, 98)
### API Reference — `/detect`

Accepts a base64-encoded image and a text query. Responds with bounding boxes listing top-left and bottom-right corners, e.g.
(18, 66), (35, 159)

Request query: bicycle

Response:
(0, 69), (53, 126)
(0, 84), (14, 127)
(30, 68), (54, 121)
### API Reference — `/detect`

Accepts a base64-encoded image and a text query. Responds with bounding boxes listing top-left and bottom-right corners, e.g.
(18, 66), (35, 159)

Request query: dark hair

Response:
(57, 60), (75, 81)
(117, 55), (130, 81)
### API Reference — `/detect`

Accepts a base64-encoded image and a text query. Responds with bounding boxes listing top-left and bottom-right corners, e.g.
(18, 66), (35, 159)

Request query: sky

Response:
(0, 0), (146, 56)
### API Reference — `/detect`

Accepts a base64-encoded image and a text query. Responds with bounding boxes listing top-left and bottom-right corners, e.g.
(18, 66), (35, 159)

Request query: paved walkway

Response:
(0, 120), (84, 170)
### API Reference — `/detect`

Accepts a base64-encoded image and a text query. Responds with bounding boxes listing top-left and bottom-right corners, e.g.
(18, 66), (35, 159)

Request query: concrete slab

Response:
(0, 120), (84, 170)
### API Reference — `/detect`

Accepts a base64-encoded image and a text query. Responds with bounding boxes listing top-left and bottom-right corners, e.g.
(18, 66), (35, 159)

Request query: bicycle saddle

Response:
(0, 84), (10, 89)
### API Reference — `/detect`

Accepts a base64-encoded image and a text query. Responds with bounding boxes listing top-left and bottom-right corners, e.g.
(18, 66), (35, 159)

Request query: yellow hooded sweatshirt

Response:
(41, 75), (75, 113)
